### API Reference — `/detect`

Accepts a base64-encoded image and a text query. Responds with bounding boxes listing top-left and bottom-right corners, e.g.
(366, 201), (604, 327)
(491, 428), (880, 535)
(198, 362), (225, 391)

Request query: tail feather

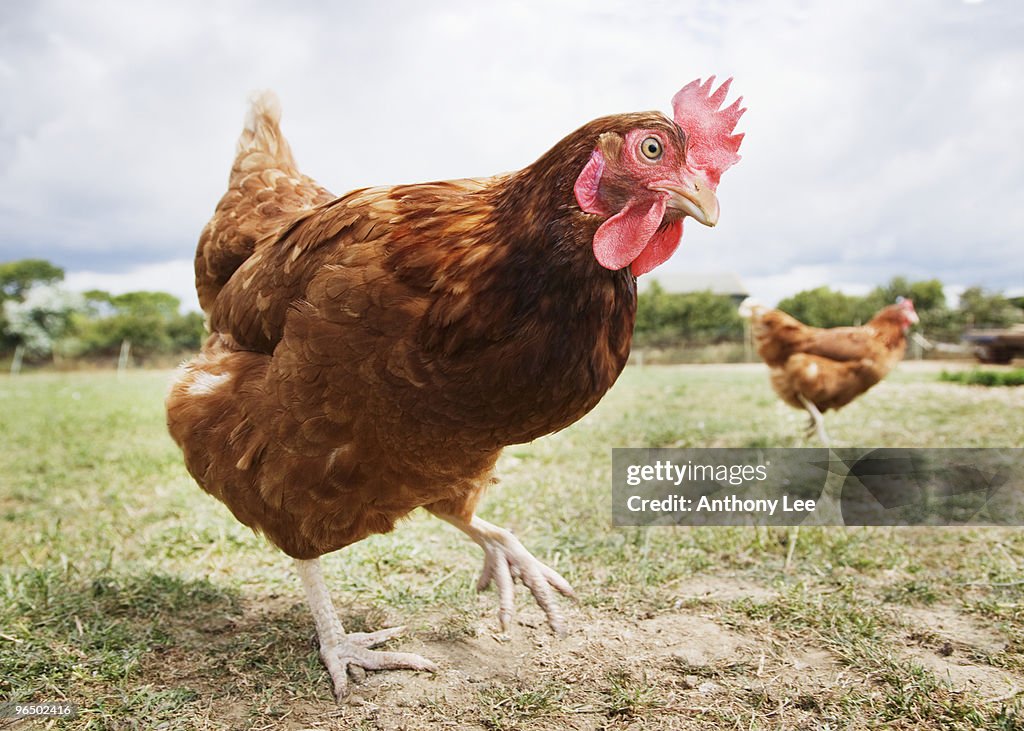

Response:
(749, 308), (810, 367)
(195, 91), (333, 313)
(243, 91), (282, 138)
(234, 91), (297, 179)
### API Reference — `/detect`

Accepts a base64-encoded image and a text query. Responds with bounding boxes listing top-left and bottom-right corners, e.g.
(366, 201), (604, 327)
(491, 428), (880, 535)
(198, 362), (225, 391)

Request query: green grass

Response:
(479, 681), (567, 730)
(940, 368), (1024, 387)
(1, 365), (1023, 729)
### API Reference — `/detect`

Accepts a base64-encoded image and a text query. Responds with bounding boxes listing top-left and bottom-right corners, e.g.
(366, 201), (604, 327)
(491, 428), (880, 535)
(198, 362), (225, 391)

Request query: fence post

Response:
(10, 344), (24, 375)
(117, 339), (132, 377)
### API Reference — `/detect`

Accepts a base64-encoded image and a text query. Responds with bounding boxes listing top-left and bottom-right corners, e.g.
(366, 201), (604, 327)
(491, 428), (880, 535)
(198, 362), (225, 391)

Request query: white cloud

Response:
(2, 0), (1022, 307)
(742, 266), (876, 308)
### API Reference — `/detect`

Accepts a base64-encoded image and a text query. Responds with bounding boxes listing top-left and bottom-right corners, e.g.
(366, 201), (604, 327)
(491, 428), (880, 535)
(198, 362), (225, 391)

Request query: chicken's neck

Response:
(867, 312), (909, 351)
(410, 178), (638, 449)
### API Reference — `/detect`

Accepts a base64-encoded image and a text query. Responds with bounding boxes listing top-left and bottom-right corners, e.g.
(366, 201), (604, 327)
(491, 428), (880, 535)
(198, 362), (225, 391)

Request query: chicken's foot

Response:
(433, 514), (575, 637)
(295, 558), (437, 701)
(797, 393), (831, 446)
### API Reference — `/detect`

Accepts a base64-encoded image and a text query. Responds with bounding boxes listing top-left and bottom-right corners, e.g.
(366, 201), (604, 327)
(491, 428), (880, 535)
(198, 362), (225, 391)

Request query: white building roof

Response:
(638, 271), (749, 297)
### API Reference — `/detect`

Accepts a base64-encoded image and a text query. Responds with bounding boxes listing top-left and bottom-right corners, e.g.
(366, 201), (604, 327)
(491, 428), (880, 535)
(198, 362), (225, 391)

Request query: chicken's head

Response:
(895, 297), (920, 331)
(574, 77), (745, 276)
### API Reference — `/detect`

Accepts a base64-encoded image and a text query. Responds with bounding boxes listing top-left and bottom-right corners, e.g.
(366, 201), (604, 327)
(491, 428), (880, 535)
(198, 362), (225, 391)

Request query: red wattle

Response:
(592, 196), (667, 272)
(630, 220), (683, 276)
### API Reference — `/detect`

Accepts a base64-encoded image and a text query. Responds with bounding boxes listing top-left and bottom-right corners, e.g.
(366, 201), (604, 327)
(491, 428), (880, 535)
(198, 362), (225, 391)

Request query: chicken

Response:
(750, 298), (919, 444)
(166, 77), (744, 699)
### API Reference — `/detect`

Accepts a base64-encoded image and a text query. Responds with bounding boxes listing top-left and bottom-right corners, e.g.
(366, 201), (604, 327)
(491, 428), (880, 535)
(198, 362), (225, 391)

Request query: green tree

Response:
(776, 286), (863, 328)
(775, 276), (1021, 344)
(857, 276), (954, 340)
(635, 280), (673, 335)
(0, 259), (65, 300)
(70, 290), (206, 360)
(673, 291), (744, 342)
(957, 287), (1023, 329)
(635, 283), (743, 346)
(1, 259), (67, 352)
(2, 284), (83, 358)
(858, 277), (946, 321)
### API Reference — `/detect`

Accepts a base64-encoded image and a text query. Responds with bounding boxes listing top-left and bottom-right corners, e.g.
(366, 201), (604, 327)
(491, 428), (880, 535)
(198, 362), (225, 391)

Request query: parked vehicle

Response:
(963, 325), (1024, 364)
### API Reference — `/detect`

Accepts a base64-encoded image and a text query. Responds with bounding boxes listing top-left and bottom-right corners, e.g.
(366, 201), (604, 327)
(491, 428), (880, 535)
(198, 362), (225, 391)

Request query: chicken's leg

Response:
(432, 513), (575, 637)
(294, 558), (437, 701)
(789, 394), (831, 572)
(797, 393), (831, 446)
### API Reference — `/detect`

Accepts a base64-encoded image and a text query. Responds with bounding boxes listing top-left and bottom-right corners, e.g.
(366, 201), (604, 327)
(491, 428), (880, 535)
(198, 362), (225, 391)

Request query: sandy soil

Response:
(153, 574), (1021, 730)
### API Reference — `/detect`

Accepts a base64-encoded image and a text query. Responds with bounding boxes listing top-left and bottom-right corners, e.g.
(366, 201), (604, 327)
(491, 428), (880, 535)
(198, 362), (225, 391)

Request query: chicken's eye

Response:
(639, 136), (663, 161)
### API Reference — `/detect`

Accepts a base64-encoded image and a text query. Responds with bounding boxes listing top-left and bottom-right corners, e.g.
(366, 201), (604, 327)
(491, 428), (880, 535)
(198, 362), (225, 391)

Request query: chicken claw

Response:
(295, 558), (437, 701)
(317, 629), (437, 701)
(436, 514), (575, 637)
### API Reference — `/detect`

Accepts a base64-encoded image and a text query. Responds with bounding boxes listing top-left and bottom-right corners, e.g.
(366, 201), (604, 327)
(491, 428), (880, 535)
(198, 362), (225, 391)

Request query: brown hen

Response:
(750, 299), (919, 444)
(166, 79), (744, 699)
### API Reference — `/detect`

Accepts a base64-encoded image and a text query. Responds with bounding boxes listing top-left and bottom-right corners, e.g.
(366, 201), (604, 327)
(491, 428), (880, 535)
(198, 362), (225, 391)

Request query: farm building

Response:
(638, 271), (749, 305)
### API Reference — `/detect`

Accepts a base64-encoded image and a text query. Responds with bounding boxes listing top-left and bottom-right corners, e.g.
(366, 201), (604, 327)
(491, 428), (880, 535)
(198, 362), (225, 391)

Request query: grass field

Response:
(2, 363), (1023, 730)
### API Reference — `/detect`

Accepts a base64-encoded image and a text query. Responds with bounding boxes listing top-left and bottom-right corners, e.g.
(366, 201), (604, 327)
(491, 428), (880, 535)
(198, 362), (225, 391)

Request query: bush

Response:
(66, 290), (206, 362)
(939, 369), (1024, 387)
(777, 286), (864, 328)
(779, 277), (1022, 344)
(635, 284), (743, 347)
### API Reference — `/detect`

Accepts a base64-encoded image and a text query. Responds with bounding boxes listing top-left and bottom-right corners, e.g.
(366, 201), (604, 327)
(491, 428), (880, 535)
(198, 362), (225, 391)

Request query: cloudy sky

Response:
(2, 0), (1021, 309)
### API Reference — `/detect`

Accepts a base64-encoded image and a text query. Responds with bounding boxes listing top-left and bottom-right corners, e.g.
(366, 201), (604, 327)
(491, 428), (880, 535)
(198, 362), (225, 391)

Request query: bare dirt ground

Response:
(135, 569), (1022, 730)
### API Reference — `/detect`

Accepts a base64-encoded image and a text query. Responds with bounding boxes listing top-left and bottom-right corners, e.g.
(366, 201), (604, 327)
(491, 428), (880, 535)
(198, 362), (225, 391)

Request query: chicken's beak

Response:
(653, 178), (720, 227)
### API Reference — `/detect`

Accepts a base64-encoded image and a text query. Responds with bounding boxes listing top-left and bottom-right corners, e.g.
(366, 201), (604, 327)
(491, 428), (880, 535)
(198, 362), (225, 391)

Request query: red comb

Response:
(672, 76), (745, 189)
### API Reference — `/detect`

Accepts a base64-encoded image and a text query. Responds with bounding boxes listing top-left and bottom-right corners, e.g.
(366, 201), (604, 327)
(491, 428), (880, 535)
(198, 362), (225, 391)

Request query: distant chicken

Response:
(166, 78), (744, 699)
(750, 299), (919, 444)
